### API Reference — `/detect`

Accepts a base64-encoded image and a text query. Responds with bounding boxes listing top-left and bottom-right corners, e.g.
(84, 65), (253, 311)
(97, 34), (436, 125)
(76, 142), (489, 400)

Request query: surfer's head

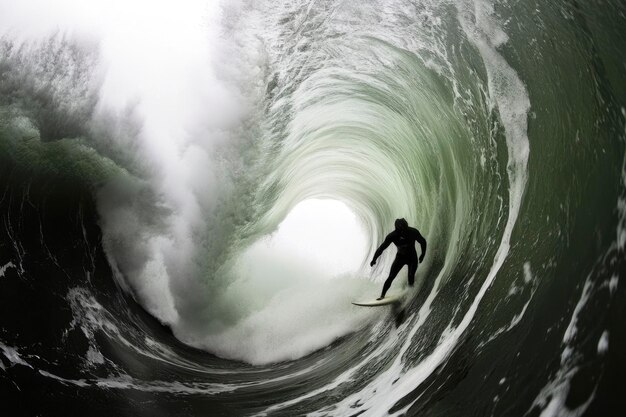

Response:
(395, 218), (408, 230)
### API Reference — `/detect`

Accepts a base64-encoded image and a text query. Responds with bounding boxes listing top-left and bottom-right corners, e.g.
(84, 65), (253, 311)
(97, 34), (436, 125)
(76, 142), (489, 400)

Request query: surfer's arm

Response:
(371, 233), (393, 265)
(416, 232), (427, 262)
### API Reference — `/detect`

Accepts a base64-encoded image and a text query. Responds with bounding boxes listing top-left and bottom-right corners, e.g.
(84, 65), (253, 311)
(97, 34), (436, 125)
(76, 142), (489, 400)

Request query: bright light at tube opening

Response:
(260, 199), (368, 278)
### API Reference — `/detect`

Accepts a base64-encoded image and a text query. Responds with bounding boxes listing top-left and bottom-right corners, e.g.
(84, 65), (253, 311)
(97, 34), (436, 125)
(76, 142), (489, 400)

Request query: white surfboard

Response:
(351, 292), (406, 307)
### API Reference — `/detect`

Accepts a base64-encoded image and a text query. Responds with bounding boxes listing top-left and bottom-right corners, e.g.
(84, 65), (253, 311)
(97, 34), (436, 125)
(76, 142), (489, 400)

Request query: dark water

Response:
(1, 0), (625, 416)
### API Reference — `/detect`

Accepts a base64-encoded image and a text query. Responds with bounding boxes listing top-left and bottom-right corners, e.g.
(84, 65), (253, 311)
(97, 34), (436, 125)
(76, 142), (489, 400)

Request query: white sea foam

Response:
(597, 331), (609, 355)
(0, 262), (15, 278)
(529, 274), (598, 417)
(0, 342), (32, 369)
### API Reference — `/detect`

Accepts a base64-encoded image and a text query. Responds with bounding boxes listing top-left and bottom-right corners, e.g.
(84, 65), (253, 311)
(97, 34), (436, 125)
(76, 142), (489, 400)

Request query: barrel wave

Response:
(1, 0), (624, 416)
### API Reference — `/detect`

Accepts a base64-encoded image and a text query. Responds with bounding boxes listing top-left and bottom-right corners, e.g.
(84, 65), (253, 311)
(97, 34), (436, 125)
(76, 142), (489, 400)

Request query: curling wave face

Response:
(0, 0), (625, 416)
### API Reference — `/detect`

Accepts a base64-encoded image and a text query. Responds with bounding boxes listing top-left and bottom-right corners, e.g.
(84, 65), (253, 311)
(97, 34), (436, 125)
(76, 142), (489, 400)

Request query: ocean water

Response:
(0, 0), (624, 416)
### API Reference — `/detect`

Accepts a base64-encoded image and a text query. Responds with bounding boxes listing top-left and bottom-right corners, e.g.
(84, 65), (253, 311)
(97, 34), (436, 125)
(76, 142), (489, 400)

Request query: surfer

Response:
(370, 218), (427, 300)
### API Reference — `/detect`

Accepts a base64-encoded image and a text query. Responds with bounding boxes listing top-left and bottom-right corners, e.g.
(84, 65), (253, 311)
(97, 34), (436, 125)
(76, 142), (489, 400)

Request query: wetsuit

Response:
(372, 227), (427, 298)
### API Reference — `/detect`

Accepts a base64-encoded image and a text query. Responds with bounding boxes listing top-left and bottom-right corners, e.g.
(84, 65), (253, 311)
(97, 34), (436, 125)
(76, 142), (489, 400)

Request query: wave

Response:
(1, 0), (625, 416)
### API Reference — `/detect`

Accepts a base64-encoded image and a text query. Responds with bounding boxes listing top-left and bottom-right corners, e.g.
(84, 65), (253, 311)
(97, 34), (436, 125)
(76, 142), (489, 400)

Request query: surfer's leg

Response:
(407, 257), (418, 286)
(379, 257), (405, 299)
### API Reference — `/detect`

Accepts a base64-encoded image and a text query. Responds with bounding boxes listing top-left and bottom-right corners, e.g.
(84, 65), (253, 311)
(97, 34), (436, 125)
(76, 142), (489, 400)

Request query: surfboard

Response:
(352, 292), (406, 307)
